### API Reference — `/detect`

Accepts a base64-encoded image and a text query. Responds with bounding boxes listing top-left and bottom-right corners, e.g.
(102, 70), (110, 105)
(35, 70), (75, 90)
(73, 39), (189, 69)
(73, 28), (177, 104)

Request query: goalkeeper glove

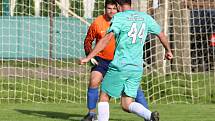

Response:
(90, 58), (98, 65)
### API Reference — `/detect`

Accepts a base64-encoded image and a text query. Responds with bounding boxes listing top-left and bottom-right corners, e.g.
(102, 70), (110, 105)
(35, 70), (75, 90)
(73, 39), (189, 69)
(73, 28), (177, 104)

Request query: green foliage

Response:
(0, 0), (104, 17)
(40, 0), (61, 17)
(39, 0), (85, 17)
(14, 0), (35, 16)
(40, 0), (49, 16)
(55, 1), (61, 16)
(0, 2), (2, 16)
(69, 0), (84, 17)
(0, 0), (85, 17)
(93, 0), (105, 17)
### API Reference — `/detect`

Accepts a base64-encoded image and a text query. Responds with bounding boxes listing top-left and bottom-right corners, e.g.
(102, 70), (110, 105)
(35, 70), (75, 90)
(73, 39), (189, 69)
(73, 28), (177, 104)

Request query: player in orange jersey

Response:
(81, 0), (148, 121)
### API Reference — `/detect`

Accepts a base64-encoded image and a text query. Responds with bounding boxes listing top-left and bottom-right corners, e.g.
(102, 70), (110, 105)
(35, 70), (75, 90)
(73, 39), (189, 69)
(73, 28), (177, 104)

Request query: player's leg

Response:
(82, 57), (110, 121)
(121, 94), (159, 121)
(135, 87), (149, 109)
(81, 71), (103, 121)
(88, 71), (103, 113)
(98, 91), (110, 121)
(122, 71), (159, 121)
(98, 69), (124, 121)
(121, 96), (152, 120)
(101, 69), (125, 98)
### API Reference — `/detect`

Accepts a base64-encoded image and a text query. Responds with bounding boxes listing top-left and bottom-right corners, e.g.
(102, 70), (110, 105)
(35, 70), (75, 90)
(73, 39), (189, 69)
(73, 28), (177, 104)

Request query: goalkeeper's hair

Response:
(114, 0), (131, 6)
(105, 0), (118, 8)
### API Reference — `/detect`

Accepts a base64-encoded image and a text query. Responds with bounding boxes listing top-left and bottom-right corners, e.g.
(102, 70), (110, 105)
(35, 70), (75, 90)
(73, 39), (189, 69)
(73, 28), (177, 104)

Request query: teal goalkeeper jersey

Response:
(107, 10), (161, 72)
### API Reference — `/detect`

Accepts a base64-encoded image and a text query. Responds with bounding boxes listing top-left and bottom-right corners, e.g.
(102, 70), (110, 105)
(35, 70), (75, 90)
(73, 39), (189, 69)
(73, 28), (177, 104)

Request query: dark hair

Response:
(114, 0), (131, 6)
(105, 0), (118, 8)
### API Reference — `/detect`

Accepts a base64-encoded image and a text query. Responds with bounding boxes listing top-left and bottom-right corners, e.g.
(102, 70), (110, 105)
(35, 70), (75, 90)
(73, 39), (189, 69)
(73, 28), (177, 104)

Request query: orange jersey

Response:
(84, 15), (115, 60)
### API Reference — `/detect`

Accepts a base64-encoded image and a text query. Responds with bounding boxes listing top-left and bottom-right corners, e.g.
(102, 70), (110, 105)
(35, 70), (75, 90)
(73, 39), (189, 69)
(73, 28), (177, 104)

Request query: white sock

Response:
(128, 102), (152, 120)
(98, 102), (109, 121)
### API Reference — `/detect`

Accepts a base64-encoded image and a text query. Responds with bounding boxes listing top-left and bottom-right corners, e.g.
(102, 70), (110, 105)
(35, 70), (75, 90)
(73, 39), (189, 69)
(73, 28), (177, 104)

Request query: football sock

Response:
(98, 102), (109, 121)
(135, 88), (149, 109)
(128, 102), (151, 120)
(88, 112), (96, 116)
(87, 87), (99, 110)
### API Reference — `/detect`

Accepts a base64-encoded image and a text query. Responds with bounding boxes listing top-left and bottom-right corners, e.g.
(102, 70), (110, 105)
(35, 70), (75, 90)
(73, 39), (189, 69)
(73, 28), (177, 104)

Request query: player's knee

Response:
(121, 104), (130, 112)
(89, 79), (100, 88)
(99, 98), (109, 102)
(121, 101), (132, 112)
(99, 95), (110, 102)
(89, 72), (103, 88)
(121, 97), (133, 113)
(89, 77), (102, 88)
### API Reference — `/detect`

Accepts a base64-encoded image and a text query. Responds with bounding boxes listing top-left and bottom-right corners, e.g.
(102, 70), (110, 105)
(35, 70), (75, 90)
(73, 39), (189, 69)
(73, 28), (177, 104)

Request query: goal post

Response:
(55, 0), (90, 26)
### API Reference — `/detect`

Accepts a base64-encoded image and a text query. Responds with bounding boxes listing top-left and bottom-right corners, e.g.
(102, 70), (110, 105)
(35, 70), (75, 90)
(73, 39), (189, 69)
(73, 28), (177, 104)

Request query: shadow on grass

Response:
(109, 119), (132, 121)
(14, 109), (83, 121)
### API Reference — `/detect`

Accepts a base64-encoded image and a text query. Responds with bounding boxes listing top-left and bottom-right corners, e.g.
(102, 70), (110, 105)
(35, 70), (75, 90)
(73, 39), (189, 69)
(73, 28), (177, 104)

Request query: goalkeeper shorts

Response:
(91, 56), (112, 77)
(101, 69), (143, 98)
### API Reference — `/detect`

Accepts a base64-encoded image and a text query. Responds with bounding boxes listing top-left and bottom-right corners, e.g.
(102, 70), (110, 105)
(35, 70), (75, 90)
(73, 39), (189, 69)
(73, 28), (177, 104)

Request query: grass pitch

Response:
(0, 103), (214, 121)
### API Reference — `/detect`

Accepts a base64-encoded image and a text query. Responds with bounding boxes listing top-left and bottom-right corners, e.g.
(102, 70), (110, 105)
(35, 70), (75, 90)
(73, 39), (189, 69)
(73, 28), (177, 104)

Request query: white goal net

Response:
(0, 0), (214, 104)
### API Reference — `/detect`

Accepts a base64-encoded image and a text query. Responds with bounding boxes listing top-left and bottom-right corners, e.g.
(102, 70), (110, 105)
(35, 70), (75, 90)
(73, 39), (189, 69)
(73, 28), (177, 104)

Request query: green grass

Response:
(0, 103), (214, 121)
(142, 72), (215, 104)
(0, 64), (214, 120)
(0, 76), (89, 103)
(0, 59), (80, 68)
(0, 72), (215, 104)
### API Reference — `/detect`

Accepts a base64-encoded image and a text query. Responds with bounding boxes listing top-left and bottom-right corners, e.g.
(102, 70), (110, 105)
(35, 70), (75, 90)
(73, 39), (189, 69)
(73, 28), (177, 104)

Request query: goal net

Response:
(0, 0), (214, 104)
(142, 0), (215, 104)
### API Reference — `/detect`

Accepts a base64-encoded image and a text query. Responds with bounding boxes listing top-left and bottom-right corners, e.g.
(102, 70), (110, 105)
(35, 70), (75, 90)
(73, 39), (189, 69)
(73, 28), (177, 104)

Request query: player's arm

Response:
(157, 32), (171, 52)
(157, 32), (173, 60)
(147, 14), (173, 60)
(80, 32), (114, 64)
(84, 22), (97, 56)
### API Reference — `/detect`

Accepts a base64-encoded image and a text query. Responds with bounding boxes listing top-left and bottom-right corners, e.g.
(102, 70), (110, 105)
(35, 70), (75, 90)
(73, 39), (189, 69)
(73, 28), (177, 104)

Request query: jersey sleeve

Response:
(84, 21), (98, 56)
(147, 15), (161, 35)
(107, 15), (122, 37)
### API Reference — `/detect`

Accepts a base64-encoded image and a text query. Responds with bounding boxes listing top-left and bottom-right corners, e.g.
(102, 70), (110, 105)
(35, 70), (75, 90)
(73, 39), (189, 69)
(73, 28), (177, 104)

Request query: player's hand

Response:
(165, 51), (173, 60)
(79, 58), (90, 65)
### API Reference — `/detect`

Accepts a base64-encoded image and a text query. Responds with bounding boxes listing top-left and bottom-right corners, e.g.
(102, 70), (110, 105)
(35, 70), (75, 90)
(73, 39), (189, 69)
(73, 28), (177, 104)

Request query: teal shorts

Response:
(101, 69), (143, 99)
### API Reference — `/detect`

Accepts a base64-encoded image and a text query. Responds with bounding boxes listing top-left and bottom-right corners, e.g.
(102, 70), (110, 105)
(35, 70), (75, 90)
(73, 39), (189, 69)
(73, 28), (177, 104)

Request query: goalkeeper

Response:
(80, 0), (173, 121)
(82, 0), (148, 121)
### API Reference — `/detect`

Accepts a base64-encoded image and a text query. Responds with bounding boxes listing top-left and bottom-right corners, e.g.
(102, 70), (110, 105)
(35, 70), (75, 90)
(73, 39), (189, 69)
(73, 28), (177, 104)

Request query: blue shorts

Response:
(91, 56), (112, 77)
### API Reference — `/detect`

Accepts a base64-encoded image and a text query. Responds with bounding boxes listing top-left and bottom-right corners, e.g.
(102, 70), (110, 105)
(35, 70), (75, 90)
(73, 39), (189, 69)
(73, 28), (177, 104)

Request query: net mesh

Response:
(0, 0), (214, 104)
